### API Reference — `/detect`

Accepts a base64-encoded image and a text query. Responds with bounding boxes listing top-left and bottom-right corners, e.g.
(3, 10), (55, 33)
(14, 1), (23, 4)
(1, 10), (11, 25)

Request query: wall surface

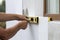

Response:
(6, 0), (48, 40)
(22, 0), (43, 16)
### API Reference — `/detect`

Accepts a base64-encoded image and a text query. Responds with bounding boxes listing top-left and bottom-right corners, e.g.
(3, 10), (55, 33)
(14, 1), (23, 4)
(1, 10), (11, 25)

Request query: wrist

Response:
(14, 14), (20, 20)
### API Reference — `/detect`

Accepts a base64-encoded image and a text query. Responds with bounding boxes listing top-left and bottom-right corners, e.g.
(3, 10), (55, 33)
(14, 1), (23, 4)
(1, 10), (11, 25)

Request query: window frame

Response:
(44, 0), (60, 21)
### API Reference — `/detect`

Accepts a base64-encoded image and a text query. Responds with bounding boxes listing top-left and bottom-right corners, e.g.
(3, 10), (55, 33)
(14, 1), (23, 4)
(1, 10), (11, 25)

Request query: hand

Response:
(16, 15), (28, 21)
(18, 21), (28, 30)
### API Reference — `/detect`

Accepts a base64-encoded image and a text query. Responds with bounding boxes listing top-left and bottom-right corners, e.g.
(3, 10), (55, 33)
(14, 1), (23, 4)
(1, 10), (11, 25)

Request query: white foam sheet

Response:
(28, 17), (48, 40)
(48, 21), (60, 40)
(6, 17), (48, 40)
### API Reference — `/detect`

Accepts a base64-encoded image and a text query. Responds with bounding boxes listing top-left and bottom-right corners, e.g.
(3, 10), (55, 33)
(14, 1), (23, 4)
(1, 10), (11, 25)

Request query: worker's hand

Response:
(18, 21), (28, 30)
(16, 15), (28, 21)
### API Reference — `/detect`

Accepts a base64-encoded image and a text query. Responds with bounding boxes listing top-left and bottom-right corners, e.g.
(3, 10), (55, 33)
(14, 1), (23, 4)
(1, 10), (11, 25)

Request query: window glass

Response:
(47, 0), (59, 14)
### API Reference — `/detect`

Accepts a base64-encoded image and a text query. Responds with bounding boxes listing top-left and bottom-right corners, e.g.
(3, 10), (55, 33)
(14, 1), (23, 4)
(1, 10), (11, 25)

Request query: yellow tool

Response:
(48, 17), (52, 22)
(23, 8), (39, 24)
(26, 17), (39, 24)
(26, 17), (52, 23)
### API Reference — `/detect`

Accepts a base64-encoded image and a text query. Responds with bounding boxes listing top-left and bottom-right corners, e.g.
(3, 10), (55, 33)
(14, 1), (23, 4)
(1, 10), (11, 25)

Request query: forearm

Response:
(5, 22), (22, 39)
(0, 24), (21, 39)
(5, 21), (27, 39)
(0, 13), (18, 22)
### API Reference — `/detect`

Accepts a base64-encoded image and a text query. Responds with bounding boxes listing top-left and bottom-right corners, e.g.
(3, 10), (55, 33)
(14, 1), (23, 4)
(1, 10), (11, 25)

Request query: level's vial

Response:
(26, 17), (39, 24)
(48, 17), (53, 22)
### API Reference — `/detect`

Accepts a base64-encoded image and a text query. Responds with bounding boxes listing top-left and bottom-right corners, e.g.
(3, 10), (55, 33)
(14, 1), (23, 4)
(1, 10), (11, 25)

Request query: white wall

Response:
(6, 0), (22, 14)
(6, 0), (44, 16)
(23, 0), (43, 16)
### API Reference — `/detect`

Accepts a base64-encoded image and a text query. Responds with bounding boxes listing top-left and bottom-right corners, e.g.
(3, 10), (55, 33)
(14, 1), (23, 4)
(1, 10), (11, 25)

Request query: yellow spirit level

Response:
(26, 17), (39, 24)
